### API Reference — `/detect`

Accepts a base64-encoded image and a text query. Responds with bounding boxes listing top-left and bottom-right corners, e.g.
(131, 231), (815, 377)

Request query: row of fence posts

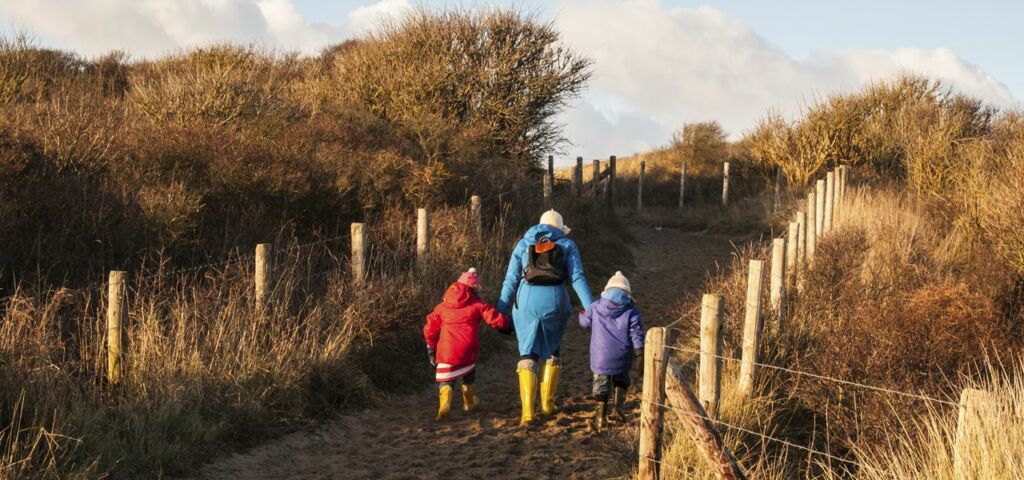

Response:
(559, 156), (739, 213)
(637, 164), (1008, 479)
(103, 194), (494, 384)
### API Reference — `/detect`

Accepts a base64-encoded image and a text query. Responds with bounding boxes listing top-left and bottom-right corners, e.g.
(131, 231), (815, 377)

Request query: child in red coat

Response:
(423, 268), (512, 421)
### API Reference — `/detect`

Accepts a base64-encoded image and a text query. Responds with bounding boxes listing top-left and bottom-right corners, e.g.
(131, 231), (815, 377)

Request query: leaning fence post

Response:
(806, 191), (817, 261)
(738, 260), (765, 396)
(721, 162), (730, 207)
(824, 171), (835, 233)
(770, 238), (786, 329)
(699, 293), (723, 418)
(955, 388), (997, 478)
(639, 327), (673, 480)
(815, 179), (825, 238)
(106, 270), (127, 385)
(351, 223), (366, 285)
(638, 160), (646, 212)
(666, 360), (748, 480)
(417, 208), (430, 272)
(679, 160), (687, 210)
(255, 243), (271, 311)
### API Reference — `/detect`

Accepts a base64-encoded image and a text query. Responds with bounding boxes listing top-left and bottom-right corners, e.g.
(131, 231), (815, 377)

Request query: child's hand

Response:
(426, 347), (437, 367)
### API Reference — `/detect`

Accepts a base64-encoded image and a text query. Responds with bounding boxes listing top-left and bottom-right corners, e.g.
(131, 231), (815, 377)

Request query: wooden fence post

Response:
(107, 270), (127, 385)
(470, 195), (482, 240)
(543, 173), (552, 207)
(773, 167), (782, 211)
(351, 223), (365, 285)
(738, 260), (765, 396)
(786, 222), (799, 282)
(574, 156), (583, 197)
(255, 243), (271, 311)
(608, 155), (617, 211)
(806, 191), (817, 262)
(824, 171), (835, 233)
(955, 388), (997, 478)
(666, 360), (748, 480)
(815, 179), (825, 238)
(638, 327), (673, 480)
(593, 159), (601, 189)
(637, 160), (646, 212)
(699, 293), (723, 418)
(721, 162), (730, 207)
(770, 238), (786, 328)
(795, 211), (806, 277)
(417, 208), (430, 271)
(679, 160), (687, 210)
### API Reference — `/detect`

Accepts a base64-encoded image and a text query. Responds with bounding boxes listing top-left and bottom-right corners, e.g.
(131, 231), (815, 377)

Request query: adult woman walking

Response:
(497, 209), (594, 425)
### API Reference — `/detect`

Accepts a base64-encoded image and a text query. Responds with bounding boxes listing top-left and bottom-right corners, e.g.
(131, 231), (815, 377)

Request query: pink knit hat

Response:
(457, 268), (480, 288)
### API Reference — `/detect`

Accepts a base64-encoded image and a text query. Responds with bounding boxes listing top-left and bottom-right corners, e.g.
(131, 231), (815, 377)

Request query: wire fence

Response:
(650, 401), (895, 478)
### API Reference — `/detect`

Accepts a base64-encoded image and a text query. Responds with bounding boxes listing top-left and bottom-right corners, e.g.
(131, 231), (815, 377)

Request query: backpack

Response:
(524, 238), (568, 285)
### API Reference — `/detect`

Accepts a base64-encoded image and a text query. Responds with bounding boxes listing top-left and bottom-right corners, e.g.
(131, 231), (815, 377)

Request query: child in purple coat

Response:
(579, 271), (644, 430)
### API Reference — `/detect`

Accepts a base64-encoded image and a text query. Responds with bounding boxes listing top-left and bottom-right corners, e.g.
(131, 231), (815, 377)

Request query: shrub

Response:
(331, 8), (592, 168)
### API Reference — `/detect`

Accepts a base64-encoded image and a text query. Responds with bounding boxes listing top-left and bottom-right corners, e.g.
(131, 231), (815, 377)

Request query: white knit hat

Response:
(603, 271), (631, 294)
(539, 209), (571, 235)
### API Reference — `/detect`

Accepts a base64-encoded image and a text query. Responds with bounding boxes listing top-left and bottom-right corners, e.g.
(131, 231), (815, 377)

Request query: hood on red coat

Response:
(443, 282), (477, 307)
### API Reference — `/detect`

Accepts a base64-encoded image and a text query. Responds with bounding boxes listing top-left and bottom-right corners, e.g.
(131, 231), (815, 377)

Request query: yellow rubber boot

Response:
(540, 360), (561, 415)
(517, 368), (538, 426)
(461, 384), (479, 412)
(436, 384), (452, 421)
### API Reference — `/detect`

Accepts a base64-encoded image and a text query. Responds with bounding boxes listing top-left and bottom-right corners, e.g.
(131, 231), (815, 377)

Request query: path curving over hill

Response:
(196, 220), (736, 480)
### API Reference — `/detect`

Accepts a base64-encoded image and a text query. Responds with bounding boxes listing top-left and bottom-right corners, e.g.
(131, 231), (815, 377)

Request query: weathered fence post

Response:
(824, 171), (835, 233)
(107, 270), (127, 385)
(955, 388), (997, 478)
(786, 222), (799, 282)
(417, 208), (430, 272)
(351, 223), (366, 285)
(574, 156), (583, 198)
(699, 293), (723, 418)
(543, 173), (552, 207)
(795, 211), (806, 276)
(593, 159), (601, 190)
(638, 327), (673, 480)
(255, 243), (271, 311)
(815, 179), (825, 238)
(773, 167), (782, 211)
(738, 260), (765, 396)
(608, 155), (617, 211)
(806, 190), (817, 261)
(470, 195), (482, 240)
(679, 160), (687, 210)
(721, 162), (730, 207)
(665, 360), (748, 480)
(770, 238), (786, 329)
(638, 160), (646, 212)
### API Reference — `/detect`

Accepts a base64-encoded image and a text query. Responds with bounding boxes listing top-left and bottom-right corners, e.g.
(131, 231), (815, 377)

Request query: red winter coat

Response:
(423, 283), (510, 369)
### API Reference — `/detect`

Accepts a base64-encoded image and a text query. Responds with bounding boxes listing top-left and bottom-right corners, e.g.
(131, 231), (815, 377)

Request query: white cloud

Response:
(554, 0), (1019, 161)
(0, 0), (408, 58)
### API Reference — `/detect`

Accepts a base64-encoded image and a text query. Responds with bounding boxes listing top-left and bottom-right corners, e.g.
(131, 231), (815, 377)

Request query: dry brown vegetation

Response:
(0, 8), (601, 478)
(658, 76), (1024, 478)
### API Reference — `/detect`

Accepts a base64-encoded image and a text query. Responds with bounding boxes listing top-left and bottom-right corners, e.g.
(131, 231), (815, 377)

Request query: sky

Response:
(2, 0), (1020, 164)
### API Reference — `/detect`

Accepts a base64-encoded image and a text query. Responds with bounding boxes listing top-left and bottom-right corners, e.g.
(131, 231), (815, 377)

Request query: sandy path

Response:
(196, 219), (736, 480)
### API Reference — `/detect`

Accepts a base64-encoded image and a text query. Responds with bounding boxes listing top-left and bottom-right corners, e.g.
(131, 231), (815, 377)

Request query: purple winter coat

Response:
(579, 289), (644, 375)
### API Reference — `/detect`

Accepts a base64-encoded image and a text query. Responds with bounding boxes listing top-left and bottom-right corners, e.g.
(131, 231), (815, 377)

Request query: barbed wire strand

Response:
(660, 343), (958, 407)
(651, 401), (895, 478)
